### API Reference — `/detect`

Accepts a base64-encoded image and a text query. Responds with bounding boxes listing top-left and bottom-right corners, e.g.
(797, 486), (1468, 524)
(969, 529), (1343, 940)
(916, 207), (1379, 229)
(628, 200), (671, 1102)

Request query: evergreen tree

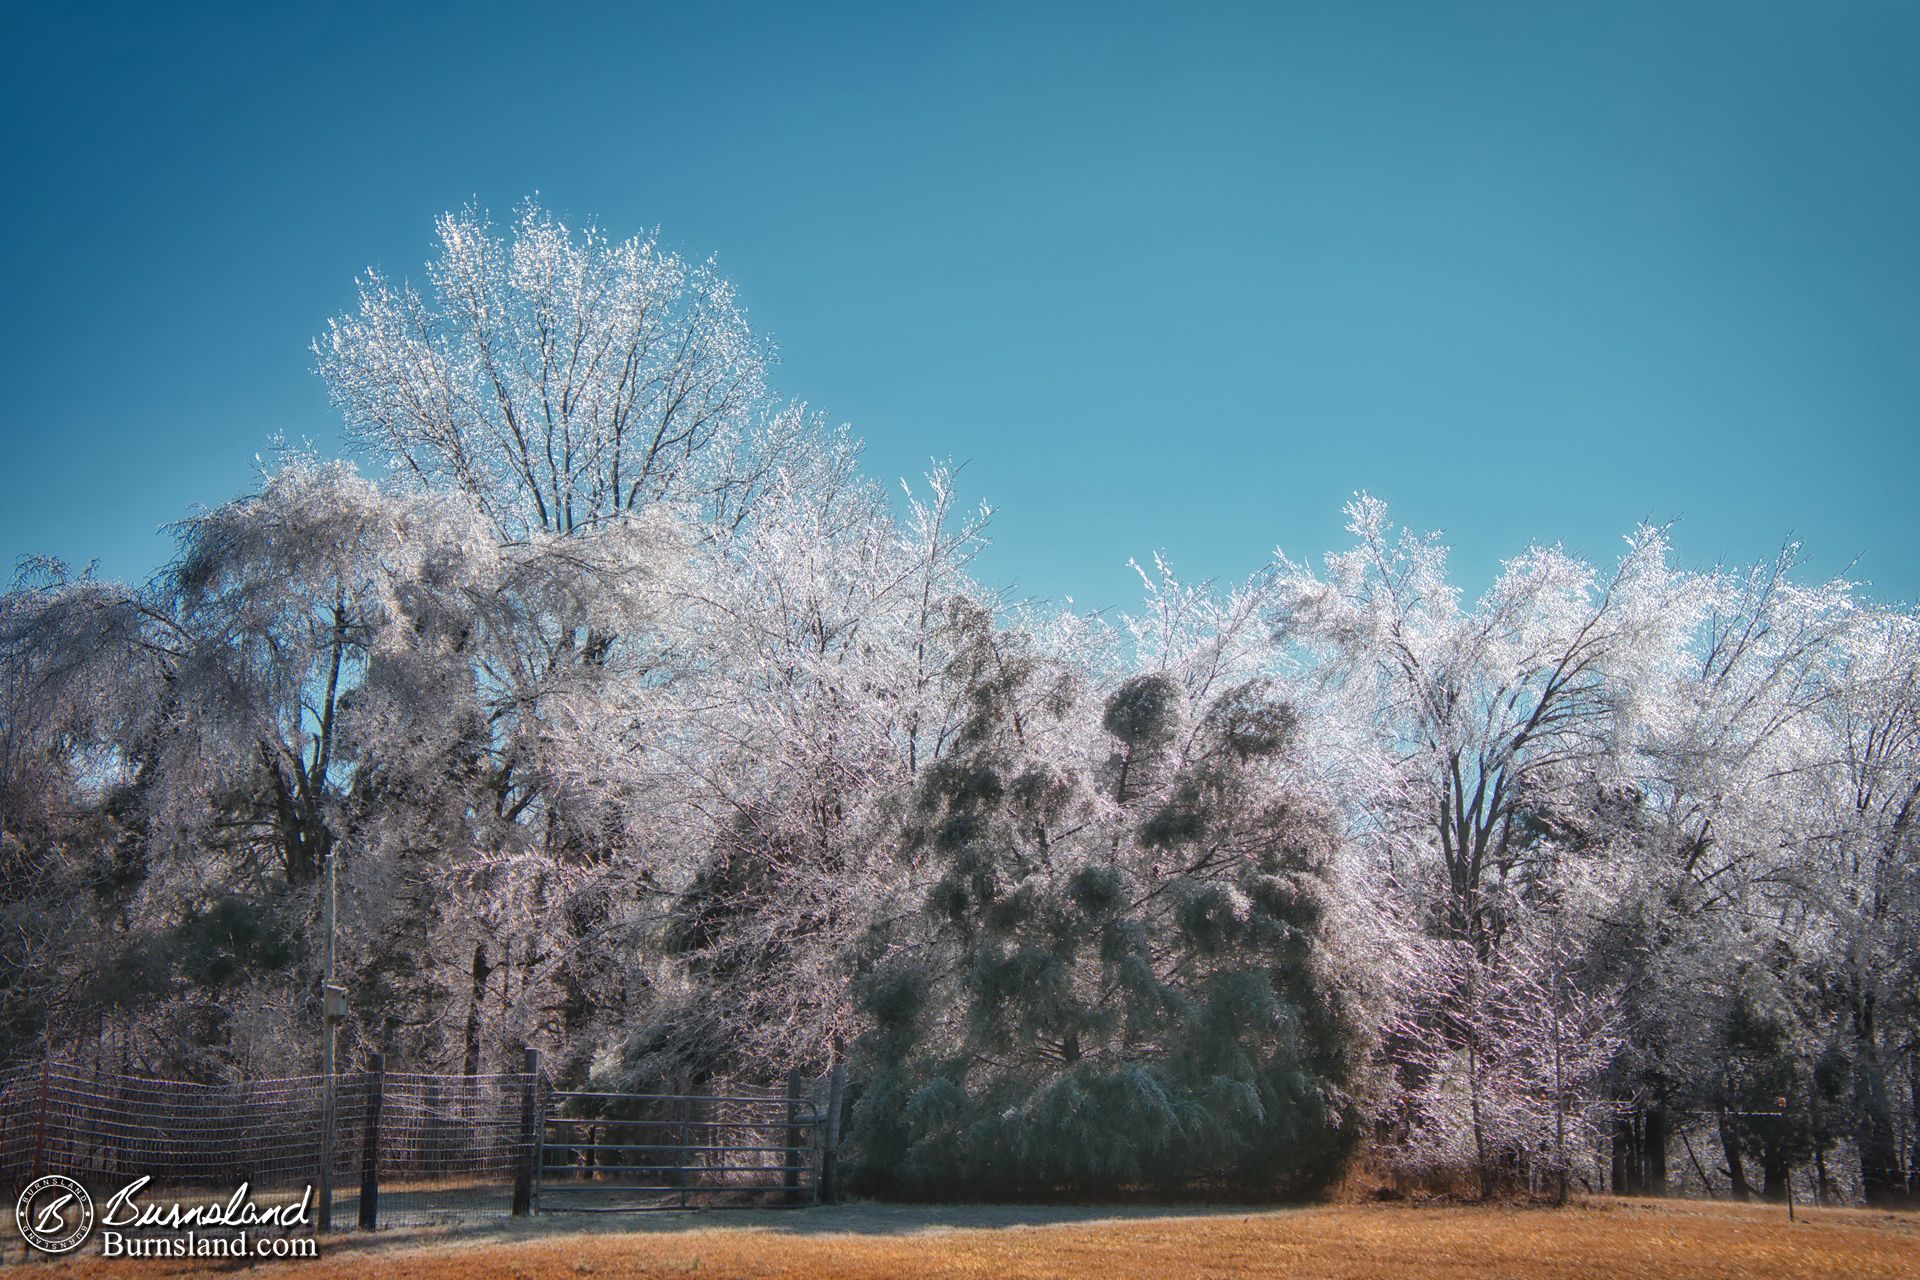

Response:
(848, 610), (1358, 1199)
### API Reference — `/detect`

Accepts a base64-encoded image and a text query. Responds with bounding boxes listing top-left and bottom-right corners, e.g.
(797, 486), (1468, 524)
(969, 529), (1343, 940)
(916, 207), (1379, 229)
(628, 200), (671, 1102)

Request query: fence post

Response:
(677, 1097), (693, 1209)
(821, 1054), (846, 1204)
(317, 1081), (332, 1233)
(512, 1046), (539, 1216)
(358, 1053), (383, 1230)
(31, 1054), (49, 1177)
(424, 1078), (442, 1176)
(533, 1054), (548, 1212)
(810, 1099), (822, 1208)
(784, 1068), (804, 1206)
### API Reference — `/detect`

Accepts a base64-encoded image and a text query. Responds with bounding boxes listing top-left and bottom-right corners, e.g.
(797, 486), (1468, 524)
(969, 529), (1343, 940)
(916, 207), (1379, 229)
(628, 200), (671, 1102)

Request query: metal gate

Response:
(537, 1087), (822, 1212)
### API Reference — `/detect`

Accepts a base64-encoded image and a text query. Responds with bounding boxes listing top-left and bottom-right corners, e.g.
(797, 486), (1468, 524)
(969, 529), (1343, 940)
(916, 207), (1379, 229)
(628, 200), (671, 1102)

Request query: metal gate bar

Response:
(537, 1086), (820, 1214)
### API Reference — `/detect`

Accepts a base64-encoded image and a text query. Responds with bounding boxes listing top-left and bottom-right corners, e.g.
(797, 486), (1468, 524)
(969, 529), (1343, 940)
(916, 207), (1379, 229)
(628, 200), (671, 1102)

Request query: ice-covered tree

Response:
(847, 574), (1359, 1199)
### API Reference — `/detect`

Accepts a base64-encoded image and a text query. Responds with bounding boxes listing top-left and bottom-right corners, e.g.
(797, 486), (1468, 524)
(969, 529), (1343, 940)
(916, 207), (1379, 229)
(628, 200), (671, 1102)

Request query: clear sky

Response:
(3, 1), (1916, 609)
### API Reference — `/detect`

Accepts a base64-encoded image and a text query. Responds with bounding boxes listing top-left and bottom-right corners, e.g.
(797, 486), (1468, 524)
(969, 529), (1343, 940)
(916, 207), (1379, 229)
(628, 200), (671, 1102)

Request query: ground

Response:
(36, 1196), (1920, 1279)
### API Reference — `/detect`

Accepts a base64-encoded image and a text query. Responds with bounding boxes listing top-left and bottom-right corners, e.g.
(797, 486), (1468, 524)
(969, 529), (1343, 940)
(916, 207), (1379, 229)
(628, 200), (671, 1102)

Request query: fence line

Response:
(0, 1057), (834, 1232)
(538, 1070), (823, 1212)
(0, 1057), (544, 1229)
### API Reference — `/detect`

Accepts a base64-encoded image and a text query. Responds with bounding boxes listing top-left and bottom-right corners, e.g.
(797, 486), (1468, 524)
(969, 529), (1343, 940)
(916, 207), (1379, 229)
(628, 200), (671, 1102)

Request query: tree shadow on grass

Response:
(336, 1199), (1299, 1258)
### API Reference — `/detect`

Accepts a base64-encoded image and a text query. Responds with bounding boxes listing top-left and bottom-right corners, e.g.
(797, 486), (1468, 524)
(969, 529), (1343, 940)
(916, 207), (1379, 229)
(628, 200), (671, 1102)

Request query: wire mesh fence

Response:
(337, 1066), (542, 1228)
(0, 1057), (829, 1234)
(0, 1057), (544, 1231)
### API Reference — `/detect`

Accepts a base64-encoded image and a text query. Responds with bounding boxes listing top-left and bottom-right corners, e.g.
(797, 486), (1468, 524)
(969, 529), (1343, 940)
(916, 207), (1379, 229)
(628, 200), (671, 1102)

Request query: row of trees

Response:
(1, 203), (1914, 1203)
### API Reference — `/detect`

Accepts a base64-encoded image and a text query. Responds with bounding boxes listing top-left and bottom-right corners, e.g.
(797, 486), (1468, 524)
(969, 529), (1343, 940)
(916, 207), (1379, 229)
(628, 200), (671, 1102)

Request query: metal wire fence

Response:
(540, 1085), (821, 1211)
(0, 1057), (544, 1231)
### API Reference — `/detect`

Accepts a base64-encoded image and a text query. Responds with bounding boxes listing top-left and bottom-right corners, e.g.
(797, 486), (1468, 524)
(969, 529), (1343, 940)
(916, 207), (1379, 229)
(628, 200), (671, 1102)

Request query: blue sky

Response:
(3, 1), (1916, 609)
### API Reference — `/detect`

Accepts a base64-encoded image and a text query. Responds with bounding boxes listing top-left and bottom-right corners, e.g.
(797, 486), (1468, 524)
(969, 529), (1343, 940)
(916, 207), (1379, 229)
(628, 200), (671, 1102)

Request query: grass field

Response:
(44, 1195), (1920, 1279)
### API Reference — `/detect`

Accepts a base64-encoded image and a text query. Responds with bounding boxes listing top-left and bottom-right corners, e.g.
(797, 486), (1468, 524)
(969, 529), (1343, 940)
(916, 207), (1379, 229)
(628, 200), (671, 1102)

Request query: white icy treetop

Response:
(317, 199), (815, 542)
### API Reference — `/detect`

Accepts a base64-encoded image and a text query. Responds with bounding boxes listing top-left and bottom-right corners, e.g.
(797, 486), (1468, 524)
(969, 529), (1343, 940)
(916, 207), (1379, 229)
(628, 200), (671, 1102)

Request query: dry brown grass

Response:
(47, 1195), (1920, 1279)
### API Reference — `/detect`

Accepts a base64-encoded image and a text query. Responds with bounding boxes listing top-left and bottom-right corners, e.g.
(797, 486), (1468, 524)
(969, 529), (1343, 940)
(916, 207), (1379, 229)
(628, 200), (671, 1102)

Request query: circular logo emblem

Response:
(15, 1175), (94, 1254)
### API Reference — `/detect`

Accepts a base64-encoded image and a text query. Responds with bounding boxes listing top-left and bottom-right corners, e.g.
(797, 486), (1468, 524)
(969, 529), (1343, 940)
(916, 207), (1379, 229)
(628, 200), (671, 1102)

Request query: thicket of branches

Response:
(2, 203), (1915, 1204)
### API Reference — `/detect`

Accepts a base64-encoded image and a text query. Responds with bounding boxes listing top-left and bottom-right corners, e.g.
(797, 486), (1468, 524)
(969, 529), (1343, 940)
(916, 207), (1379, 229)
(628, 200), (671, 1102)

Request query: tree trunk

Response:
(1759, 1131), (1791, 1204)
(822, 1045), (848, 1204)
(1468, 1036), (1492, 1200)
(1719, 1111), (1751, 1202)
(462, 942), (490, 1078)
(1611, 1104), (1641, 1195)
(1853, 1001), (1905, 1207)
(1642, 1100), (1669, 1197)
(1908, 1046), (1920, 1202)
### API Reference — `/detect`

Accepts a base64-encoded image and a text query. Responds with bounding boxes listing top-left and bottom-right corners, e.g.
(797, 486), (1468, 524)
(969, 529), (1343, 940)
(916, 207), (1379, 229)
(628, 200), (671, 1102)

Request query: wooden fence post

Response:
(822, 1055), (846, 1204)
(358, 1053), (383, 1230)
(424, 1078), (442, 1176)
(678, 1097), (693, 1208)
(784, 1069), (804, 1206)
(512, 1046), (539, 1216)
(31, 1055), (50, 1177)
